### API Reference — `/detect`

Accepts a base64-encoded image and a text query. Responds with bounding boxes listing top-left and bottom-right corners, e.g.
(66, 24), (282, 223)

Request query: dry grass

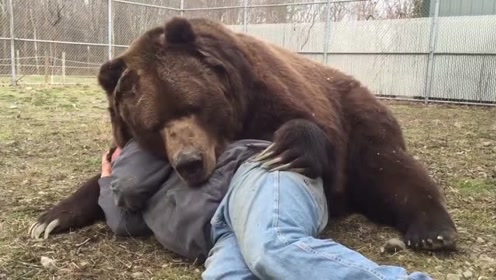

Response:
(0, 85), (495, 280)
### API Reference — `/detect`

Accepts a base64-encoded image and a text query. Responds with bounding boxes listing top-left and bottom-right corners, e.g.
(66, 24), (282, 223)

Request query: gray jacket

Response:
(98, 138), (270, 263)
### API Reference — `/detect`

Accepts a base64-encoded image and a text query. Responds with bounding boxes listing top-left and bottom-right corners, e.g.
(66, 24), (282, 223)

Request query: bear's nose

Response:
(175, 150), (203, 177)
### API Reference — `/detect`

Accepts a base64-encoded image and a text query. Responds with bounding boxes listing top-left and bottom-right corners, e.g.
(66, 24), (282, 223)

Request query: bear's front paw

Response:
(28, 206), (73, 240)
(252, 119), (331, 178)
(405, 216), (458, 251)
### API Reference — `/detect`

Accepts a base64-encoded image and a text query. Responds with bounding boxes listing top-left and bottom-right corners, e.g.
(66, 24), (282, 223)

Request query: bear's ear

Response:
(114, 69), (139, 99)
(164, 17), (196, 45)
(98, 58), (126, 96)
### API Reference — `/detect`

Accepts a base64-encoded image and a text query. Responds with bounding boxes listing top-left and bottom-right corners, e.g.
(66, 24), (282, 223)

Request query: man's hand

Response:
(101, 147), (122, 178)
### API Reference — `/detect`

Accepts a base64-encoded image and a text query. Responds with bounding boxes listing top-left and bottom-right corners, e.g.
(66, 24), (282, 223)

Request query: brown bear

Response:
(30, 17), (457, 252)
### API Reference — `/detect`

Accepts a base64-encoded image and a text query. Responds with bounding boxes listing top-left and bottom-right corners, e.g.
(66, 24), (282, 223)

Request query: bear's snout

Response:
(161, 115), (219, 186)
(175, 149), (204, 181)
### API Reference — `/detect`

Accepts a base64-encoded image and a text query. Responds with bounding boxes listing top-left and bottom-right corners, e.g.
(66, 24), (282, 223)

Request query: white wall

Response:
(226, 15), (496, 103)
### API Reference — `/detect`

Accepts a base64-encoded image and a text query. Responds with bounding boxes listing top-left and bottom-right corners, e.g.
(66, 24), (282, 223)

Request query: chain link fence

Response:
(0, 0), (494, 106)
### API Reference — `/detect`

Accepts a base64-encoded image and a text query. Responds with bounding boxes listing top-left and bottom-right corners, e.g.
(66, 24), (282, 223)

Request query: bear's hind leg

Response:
(348, 146), (458, 251)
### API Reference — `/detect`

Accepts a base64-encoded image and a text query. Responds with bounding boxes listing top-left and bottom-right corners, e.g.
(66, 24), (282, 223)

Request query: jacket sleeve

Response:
(109, 139), (173, 211)
(98, 176), (152, 237)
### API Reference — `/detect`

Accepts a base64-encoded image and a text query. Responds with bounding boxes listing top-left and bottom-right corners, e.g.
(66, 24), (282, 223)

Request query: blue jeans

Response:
(202, 161), (433, 280)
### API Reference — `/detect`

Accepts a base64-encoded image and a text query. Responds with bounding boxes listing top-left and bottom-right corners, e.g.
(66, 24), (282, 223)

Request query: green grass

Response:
(0, 84), (495, 279)
(457, 179), (495, 194)
(0, 75), (97, 85)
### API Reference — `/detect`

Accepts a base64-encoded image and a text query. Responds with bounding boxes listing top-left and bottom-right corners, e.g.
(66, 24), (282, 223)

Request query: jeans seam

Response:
(211, 220), (226, 226)
(284, 173), (325, 234)
(294, 240), (388, 280)
(298, 177), (322, 219)
(211, 208), (226, 226)
(273, 171), (290, 246)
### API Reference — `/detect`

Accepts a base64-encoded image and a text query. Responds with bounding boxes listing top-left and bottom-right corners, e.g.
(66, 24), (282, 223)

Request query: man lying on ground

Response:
(99, 138), (433, 279)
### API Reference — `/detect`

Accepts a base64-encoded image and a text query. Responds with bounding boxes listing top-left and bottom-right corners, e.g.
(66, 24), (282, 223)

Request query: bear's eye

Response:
(212, 64), (226, 76)
(176, 104), (201, 117)
(195, 50), (227, 77)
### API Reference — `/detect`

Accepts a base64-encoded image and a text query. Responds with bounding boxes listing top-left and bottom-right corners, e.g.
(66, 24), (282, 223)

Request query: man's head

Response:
(97, 17), (254, 185)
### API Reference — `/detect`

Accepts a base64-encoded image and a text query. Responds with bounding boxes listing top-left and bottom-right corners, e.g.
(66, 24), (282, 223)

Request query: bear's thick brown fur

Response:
(31, 17), (457, 251)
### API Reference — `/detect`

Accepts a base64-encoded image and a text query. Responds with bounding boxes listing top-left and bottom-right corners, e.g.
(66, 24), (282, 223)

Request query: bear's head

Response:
(97, 17), (255, 185)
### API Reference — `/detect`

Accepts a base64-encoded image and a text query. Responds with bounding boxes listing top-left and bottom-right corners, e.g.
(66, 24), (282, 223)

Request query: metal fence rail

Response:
(0, 0), (494, 106)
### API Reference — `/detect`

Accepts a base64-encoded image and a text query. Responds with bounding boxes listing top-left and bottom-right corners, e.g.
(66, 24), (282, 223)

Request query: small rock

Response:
(131, 272), (143, 279)
(479, 255), (495, 264)
(161, 264), (169, 268)
(40, 256), (57, 271)
(462, 270), (473, 278)
(482, 141), (492, 147)
(9, 105), (18, 109)
(476, 237), (485, 244)
(446, 274), (461, 280)
(381, 238), (406, 253)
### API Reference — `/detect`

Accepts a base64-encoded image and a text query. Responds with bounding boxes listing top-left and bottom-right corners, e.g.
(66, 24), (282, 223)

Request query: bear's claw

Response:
(254, 144), (302, 172)
(405, 221), (457, 251)
(28, 219), (60, 239)
(260, 156), (283, 169)
(252, 143), (276, 162)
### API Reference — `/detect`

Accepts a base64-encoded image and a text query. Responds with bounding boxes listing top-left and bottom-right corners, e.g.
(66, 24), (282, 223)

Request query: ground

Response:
(0, 84), (494, 280)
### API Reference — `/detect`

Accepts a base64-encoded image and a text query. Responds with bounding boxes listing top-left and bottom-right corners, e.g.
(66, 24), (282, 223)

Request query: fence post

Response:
(323, 0), (331, 65)
(87, 46), (90, 65)
(243, 0), (248, 33)
(44, 52), (49, 85)
(180, 0), (184, 16)
(62, 52), (66, 83)
(8, 0), (16, 86)
(16, 49), (20, 76)
(423, 0), (440, 105)
(108, 0), (113, 60)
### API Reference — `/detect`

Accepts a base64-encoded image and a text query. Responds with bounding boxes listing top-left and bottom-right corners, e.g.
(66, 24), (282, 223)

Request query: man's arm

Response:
(109, 139), (172, 211)
(98, 175), (152, 237)
(97, 141), (171, 237)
